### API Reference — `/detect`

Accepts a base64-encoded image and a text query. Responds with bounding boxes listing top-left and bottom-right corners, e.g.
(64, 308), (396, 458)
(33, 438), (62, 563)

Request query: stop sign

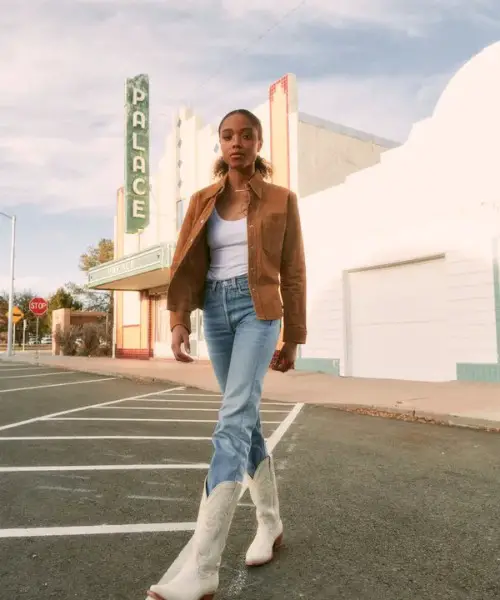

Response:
(29, 297), (48, 317)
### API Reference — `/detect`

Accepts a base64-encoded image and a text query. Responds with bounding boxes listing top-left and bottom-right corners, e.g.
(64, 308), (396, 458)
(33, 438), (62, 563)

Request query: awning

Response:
(87, 243), (175, 291)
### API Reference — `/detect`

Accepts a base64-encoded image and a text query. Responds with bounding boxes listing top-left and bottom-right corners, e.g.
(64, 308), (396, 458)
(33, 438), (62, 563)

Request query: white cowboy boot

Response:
(147, 486), (208, 593)
(147, 479), (242, 600)
(245, 455), (283, 567)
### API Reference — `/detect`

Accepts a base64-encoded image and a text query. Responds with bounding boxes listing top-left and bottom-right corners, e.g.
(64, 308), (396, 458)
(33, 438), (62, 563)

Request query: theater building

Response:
(88, 73), (396, 361)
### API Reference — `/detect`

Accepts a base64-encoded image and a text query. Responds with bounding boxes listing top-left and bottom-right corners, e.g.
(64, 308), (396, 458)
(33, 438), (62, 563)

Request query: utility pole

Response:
(0, 212), (16, 357)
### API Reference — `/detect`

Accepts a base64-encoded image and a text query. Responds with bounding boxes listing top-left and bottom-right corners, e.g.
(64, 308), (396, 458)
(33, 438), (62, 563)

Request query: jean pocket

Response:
(238, 279), (252, 296)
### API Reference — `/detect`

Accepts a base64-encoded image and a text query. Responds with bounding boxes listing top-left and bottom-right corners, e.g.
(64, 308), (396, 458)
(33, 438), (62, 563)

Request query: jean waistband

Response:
(205, 274), (248, 291)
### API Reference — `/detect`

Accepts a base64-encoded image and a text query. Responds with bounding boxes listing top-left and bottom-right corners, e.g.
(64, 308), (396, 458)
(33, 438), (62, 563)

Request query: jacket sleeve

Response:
(280, 191), (307, 344)
(169, 192), (199, 333)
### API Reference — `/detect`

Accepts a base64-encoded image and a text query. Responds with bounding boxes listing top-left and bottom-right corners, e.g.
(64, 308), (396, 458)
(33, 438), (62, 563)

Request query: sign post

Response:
(0, 211), (16, 357)
(29, 297), (48, 360)
(4, 306), (24, 354)
(125, 74), (150, 234)
(22, 319), (27, 352)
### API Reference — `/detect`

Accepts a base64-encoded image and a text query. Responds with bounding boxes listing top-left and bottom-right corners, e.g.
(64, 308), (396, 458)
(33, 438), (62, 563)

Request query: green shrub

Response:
(54, 327), (79, 356)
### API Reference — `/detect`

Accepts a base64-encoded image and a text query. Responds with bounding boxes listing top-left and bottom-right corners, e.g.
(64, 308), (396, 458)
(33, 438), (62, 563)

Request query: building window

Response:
(190, 311), (198, 337)
(176, 198), (184, 231)
(198, 311), (205, 341)
(190, 310), (204, 342)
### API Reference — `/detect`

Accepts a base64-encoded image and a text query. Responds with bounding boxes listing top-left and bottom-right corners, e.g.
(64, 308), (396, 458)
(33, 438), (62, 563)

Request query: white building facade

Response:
(298, 41), (500, 383)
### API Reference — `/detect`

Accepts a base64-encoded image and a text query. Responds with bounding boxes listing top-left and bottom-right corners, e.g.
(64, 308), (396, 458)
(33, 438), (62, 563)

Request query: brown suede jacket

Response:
(167, 172), (307, 344)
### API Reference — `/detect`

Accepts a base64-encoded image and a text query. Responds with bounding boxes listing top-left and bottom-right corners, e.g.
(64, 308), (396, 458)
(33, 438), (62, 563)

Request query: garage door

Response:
(348, 258), (449, 381)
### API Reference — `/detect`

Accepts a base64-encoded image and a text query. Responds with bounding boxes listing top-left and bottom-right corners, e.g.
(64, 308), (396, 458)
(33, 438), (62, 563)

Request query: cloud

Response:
(73, 0), (498, 35)
(0, 0), (495, 216)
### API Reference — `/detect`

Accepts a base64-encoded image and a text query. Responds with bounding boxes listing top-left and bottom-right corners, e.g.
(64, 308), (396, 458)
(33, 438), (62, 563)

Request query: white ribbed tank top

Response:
(206, 208), (248, 280)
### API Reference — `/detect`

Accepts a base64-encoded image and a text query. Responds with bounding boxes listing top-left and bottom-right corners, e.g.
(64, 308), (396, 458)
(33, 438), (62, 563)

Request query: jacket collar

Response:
(199, 171), (264, 202)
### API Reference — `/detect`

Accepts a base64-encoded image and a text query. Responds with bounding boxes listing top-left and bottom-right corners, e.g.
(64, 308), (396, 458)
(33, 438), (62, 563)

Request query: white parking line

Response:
(46, 417), (282, 424)
(0, 436), (212, 441)
(131, 398), (289, 406)
(266, 403), (304, 453)
(0, 367), (45, 373)
(0, 386), (303, 540)
(238, 402), (304, 501)
(0, 377), (117, 394)
(0, 522), (197, 539)
(158, 393), (221, 397)
(0, 371), (76, 380)
(97, 406), (289, 413)
(0, 463), (210, 473)
(0, 392), (304, 539)
(0, 386), (186, 432)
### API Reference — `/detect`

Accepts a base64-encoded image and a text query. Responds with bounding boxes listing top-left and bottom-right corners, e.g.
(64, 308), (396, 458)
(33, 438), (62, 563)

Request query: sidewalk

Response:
(2, 351), (500, 431)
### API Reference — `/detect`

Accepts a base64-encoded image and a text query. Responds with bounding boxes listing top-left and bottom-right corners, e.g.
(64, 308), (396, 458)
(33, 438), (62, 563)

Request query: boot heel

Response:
(148, 592), (215, 600)
(273, 532), (283, 550)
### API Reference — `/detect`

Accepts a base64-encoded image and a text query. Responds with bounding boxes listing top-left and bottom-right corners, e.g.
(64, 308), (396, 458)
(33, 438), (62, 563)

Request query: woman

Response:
(147, 109), (307, 600)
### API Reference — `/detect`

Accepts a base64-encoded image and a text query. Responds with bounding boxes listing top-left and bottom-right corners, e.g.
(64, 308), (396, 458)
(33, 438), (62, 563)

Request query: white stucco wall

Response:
(297, 114), (398, 198)
(299, 41), (500, 381)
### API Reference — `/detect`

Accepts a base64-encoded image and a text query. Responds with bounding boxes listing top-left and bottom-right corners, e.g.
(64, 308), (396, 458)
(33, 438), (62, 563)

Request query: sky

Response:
(0, 0), (499, 299)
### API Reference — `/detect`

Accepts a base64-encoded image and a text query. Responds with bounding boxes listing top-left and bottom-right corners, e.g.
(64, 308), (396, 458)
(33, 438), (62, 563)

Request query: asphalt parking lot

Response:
(0, 360), (499, 600)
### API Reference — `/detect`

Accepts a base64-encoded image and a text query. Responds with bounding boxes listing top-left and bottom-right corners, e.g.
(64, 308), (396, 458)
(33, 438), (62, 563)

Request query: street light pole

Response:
(0, 211), (16, 357)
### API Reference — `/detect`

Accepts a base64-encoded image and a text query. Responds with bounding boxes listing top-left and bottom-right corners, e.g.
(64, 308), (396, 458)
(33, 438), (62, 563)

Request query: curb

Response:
(316, 403), (500, 433)
(2, 354), (499, 433)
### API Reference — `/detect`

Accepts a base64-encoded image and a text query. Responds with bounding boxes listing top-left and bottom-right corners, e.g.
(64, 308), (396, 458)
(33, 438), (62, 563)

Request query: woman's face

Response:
(219, 113), (263, 171)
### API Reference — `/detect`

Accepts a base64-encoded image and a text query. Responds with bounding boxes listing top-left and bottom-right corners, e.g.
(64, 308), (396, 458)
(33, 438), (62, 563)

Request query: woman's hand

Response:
(270, 342), (297, 373)
(171, 325), (193, 363)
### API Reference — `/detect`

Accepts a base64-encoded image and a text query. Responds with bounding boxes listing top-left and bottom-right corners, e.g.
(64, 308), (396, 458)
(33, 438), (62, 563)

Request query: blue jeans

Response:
(203, 275), (281, 494)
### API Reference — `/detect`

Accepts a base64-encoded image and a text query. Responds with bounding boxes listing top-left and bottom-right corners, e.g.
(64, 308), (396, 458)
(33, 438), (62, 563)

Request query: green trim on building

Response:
(88, 243), (175, 289)
(456, 236), (500, 382)
(456, 363), (500, 383)
(295, 357), (340, 376)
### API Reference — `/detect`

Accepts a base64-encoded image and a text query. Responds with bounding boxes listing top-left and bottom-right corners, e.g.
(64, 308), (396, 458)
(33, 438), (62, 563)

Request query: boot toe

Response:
(245, 526), (283, 567)
(245, 539), (274, 566)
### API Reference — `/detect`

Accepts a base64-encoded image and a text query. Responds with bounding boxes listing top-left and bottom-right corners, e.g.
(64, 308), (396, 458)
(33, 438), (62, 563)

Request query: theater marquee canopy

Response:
(87, 244), (175, 291)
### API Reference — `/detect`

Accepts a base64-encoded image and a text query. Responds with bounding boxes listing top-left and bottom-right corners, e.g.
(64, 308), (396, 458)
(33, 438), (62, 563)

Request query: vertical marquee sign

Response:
(125, 74), (150, 234)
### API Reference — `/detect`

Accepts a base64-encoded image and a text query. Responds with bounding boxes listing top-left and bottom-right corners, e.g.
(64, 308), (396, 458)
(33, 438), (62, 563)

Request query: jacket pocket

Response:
(261, 213), (286, 259)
